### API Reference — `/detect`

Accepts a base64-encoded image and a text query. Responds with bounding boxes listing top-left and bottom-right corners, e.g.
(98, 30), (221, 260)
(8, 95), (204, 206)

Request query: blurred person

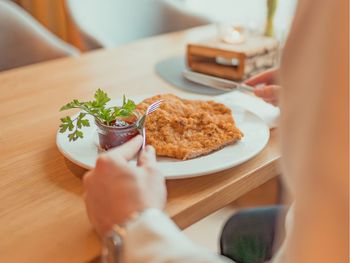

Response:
(83, 0), (348, 262)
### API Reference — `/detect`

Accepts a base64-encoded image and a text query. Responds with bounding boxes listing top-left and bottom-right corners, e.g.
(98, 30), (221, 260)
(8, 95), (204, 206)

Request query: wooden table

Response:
(0, 26), (280, 263)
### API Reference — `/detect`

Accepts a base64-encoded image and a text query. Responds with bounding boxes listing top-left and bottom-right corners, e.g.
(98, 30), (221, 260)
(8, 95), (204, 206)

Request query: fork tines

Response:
(146, 100), (163, 114)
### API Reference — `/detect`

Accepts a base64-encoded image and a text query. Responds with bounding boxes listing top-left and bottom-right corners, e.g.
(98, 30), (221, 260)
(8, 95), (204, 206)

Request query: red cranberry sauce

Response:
(96, 116), (139, 150)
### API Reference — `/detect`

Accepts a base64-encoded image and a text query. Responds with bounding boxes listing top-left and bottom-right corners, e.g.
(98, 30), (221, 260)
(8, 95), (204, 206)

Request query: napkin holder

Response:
(187, 35), (279, 81)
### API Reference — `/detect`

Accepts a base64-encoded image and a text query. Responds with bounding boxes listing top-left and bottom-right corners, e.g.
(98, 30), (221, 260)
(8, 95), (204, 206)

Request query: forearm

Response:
(123, 209), (232, 263)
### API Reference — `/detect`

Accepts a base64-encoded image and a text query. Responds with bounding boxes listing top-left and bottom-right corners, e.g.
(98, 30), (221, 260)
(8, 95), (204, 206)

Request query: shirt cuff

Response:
(123, 208), (231, 263)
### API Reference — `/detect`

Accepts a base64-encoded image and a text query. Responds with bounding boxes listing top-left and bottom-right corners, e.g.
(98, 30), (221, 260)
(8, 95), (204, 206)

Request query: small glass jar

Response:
(95, 115), (140, 150)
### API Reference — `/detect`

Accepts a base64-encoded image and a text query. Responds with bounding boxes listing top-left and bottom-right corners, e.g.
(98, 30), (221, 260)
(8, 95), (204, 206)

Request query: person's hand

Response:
(83, 135), (166, 237)
(244, 69), (280, 106)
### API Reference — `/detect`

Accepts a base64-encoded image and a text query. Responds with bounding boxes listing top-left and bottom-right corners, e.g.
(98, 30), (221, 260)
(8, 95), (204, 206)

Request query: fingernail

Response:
(145, 145), (154, 152)
(255, 84), (265, 90)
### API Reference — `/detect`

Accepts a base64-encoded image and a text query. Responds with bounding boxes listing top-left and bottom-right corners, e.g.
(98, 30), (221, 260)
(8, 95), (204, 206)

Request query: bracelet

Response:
(102, 208), (157, 263)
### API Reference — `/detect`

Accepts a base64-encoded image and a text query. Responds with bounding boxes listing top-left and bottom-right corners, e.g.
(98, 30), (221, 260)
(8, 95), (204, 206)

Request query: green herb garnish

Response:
(59, 89), (136, 141)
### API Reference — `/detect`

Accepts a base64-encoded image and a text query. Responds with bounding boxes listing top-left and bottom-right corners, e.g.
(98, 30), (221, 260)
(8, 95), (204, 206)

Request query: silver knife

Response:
(182, 70), (254, 93)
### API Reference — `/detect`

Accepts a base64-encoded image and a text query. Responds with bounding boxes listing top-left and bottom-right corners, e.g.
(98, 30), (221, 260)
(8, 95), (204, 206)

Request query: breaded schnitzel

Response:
(136, 94), (243, 160)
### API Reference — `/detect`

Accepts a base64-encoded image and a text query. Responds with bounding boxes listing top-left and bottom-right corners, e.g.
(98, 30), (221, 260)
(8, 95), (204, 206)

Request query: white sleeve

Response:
(123, 209), (233, 263)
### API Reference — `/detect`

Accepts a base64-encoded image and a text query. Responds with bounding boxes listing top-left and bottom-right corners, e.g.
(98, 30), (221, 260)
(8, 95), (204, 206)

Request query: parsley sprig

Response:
(59, 89), (136, 141)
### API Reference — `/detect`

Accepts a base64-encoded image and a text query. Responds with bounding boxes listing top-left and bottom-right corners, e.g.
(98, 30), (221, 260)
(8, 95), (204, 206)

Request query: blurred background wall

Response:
(9, 0), (297, 51)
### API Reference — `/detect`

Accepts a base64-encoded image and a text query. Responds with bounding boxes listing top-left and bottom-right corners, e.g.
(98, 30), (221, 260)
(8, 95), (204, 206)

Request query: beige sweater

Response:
(122, 0), (349, 262)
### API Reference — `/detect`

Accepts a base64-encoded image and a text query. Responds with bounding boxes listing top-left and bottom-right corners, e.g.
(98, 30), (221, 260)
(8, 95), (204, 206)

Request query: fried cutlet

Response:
(136, 94), (243, 160)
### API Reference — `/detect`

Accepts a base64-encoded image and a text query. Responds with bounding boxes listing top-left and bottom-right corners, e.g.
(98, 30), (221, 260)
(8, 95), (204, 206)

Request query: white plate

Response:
(56, 94), (270, 179)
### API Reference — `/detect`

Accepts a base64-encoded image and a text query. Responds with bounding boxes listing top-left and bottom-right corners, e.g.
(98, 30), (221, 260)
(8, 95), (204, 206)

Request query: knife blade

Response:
(182, 70), (254, 93)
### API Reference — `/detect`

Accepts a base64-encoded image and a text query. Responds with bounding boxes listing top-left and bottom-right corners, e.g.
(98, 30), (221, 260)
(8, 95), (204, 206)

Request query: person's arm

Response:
(123, 208), (231, 263)
(83, 135), (232, 263)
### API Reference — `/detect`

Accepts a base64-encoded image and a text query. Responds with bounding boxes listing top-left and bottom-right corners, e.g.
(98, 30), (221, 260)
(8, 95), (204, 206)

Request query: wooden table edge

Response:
(171, 156), (280, 229)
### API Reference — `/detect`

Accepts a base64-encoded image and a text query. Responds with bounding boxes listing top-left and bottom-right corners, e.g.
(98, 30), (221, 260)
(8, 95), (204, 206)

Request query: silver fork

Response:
(137, 100), (163, 149)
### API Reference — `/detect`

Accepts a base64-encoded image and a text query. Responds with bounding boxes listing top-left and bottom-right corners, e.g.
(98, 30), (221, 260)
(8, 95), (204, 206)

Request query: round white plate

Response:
(56, 94), (270, 179)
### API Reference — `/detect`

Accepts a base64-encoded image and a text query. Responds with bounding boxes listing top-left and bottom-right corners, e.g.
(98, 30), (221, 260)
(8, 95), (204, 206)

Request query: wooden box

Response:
(187, 35), (279, 81)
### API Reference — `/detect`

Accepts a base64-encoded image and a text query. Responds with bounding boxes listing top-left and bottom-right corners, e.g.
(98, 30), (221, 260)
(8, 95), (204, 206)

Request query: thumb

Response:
(137, 145), (157, 167)
(105, 135), (143, 161)
(244, 69), (277, 86)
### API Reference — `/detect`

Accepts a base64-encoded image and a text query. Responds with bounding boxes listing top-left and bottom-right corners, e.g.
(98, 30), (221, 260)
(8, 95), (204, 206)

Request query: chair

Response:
(65, 0), (212, 50)
(0, 0), (79, 72)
